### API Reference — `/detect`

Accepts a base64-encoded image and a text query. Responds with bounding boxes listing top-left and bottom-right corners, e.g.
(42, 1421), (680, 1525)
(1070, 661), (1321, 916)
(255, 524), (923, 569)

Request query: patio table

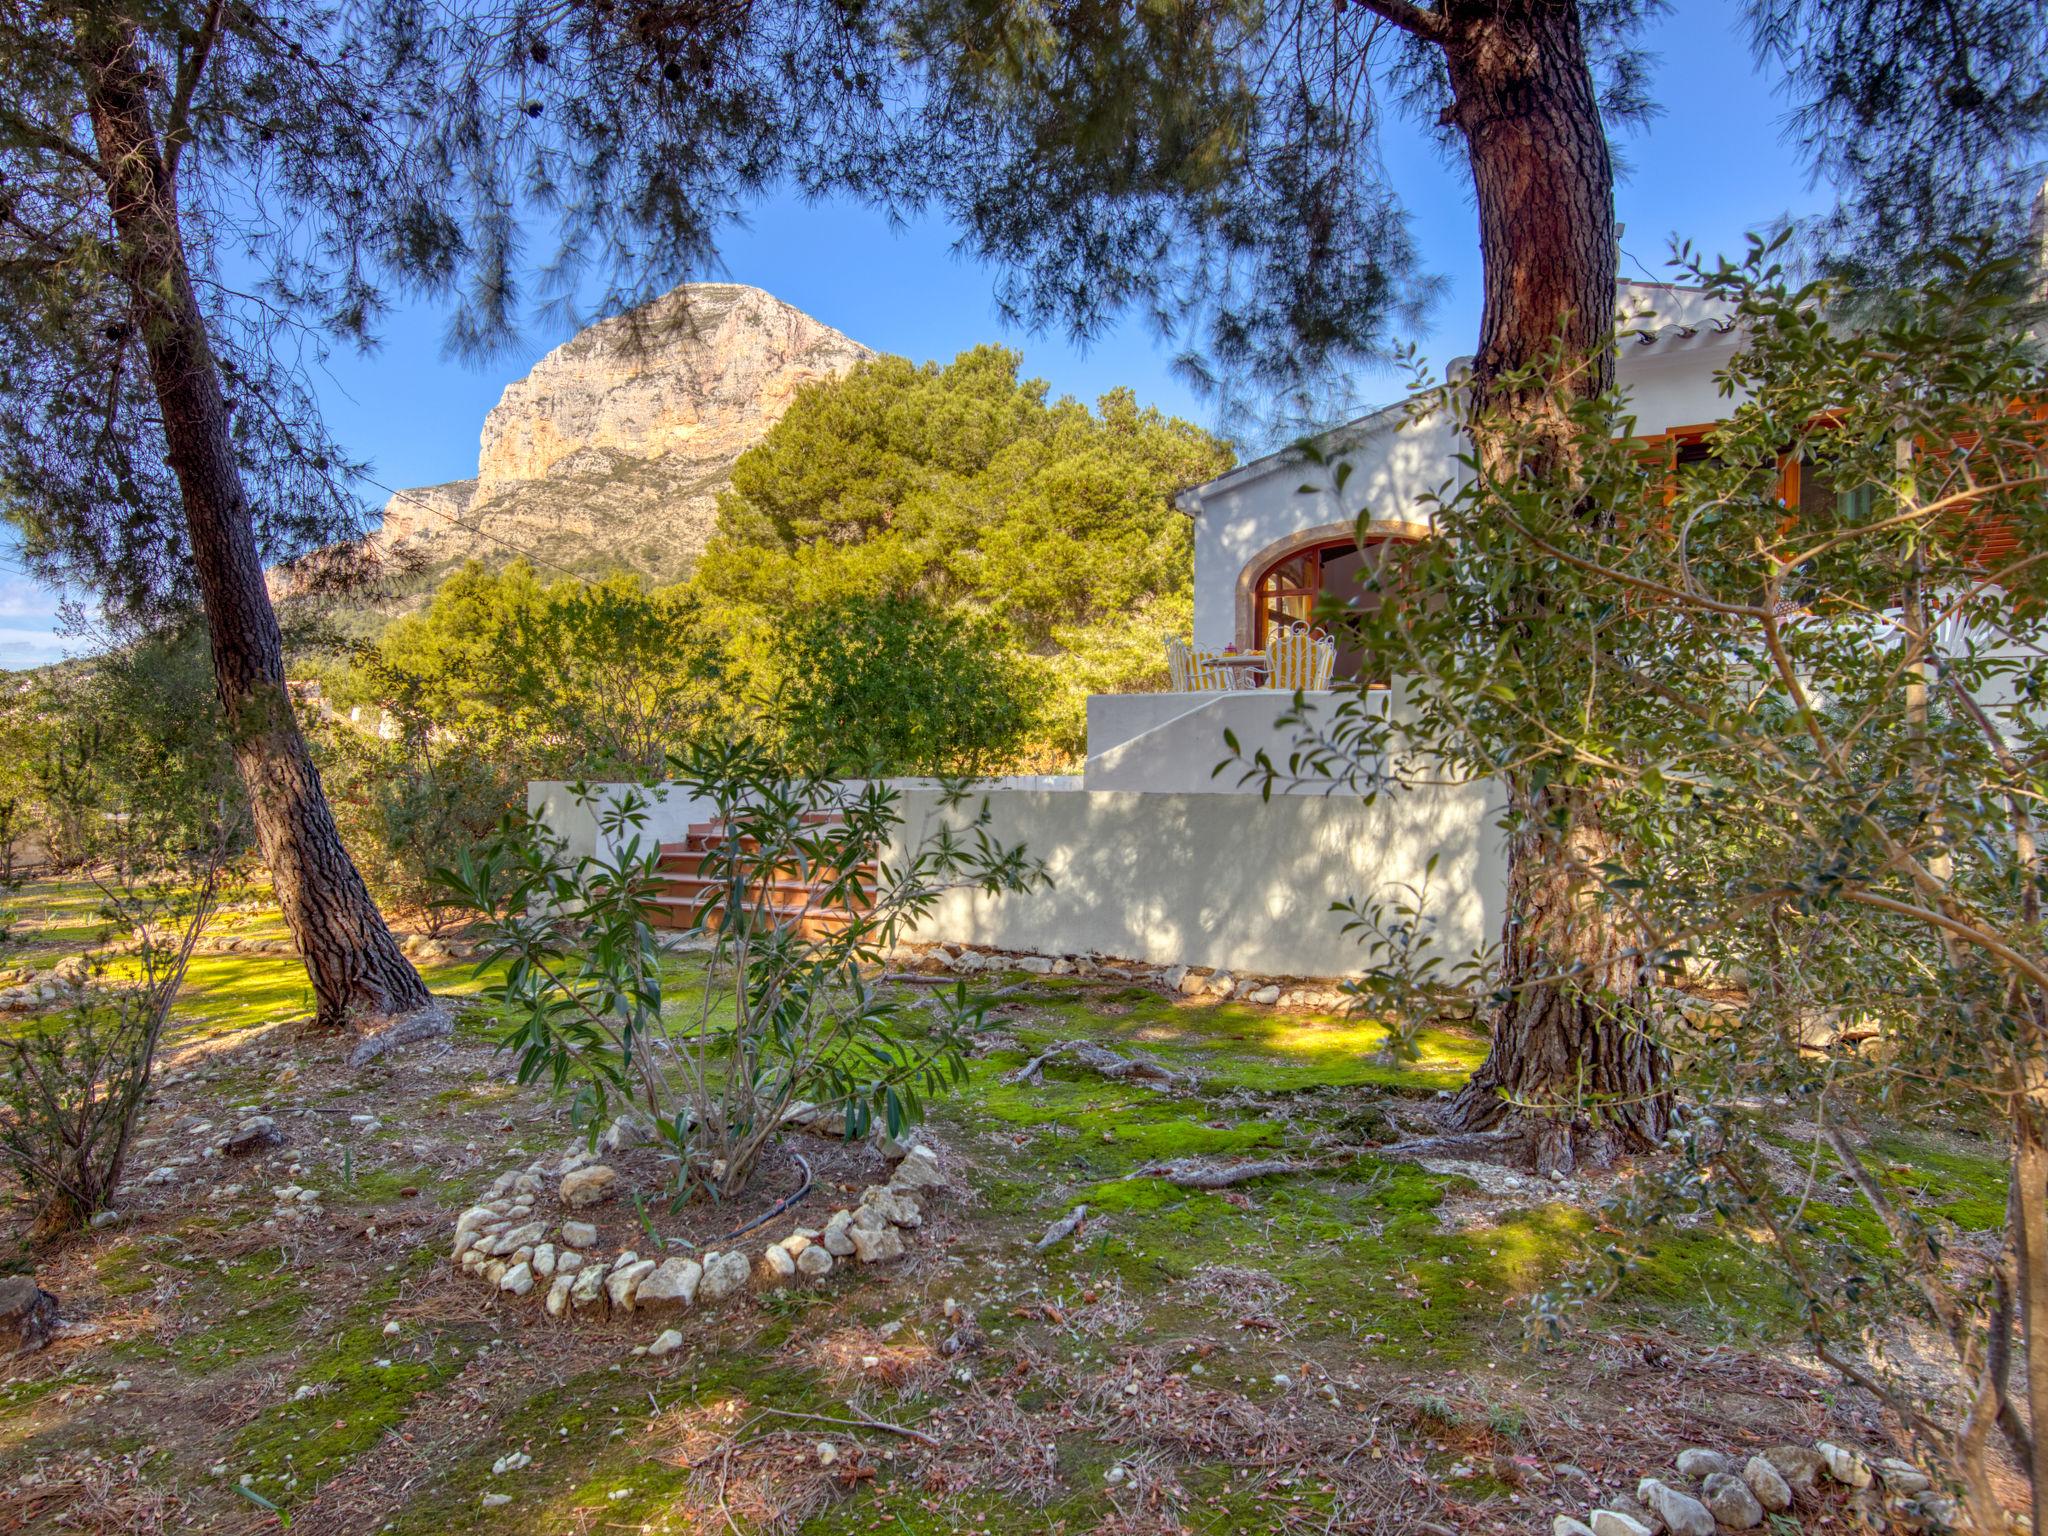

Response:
(1210, 653), (1268, 685)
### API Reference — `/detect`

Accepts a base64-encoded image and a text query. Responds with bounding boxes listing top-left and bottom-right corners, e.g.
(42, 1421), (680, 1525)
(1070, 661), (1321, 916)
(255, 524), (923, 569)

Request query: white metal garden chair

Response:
(1166, 638), (1242, 690)
(1262, 622), (1336, 691)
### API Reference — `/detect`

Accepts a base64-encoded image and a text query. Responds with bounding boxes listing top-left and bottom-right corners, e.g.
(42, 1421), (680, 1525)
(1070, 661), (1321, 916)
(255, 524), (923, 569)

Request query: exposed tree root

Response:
(1032, 1205), (1089, 1250)
(1004, 1040), (1188, 1090)
(345, 1002), (453, 1067)
(1126, 1157), (1310, 1188)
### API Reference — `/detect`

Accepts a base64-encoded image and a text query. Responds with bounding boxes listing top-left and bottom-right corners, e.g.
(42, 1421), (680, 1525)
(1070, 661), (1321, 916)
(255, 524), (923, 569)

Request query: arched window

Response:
(1250, 535), (1419, 681)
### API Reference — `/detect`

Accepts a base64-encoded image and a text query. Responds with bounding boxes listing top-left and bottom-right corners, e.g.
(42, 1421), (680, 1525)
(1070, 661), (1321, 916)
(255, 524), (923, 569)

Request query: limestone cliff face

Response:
(367, 283), (868, 595)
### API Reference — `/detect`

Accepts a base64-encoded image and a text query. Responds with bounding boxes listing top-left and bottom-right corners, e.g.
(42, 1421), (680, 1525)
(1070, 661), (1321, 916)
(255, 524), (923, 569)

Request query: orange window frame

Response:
(1249, 537), (1419, 652)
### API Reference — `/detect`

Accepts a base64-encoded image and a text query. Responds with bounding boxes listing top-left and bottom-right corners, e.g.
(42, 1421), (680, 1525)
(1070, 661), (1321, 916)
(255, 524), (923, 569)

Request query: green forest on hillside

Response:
(0, 346), (1230, 918)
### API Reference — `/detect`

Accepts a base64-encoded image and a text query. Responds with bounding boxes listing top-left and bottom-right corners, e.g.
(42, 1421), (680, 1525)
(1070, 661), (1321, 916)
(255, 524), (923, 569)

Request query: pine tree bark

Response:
(1431, 0), (1670, 1170)
(75, 18), (434, 1035)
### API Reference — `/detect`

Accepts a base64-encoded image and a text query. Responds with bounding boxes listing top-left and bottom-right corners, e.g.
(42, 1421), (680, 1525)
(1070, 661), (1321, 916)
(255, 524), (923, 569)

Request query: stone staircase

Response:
(649, 815), (874, 939)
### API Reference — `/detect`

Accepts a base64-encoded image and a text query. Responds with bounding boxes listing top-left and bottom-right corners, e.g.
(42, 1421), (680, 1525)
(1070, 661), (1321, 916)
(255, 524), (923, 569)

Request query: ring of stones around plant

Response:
(450, 1114), (952, 1352)
(1552, 1439), (1980, 1536)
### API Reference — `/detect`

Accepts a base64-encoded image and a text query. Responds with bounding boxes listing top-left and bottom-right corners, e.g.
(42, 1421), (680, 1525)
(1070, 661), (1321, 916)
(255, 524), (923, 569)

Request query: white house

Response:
(538, 283), (1750, 982)
(1081, 281), (1742, 792)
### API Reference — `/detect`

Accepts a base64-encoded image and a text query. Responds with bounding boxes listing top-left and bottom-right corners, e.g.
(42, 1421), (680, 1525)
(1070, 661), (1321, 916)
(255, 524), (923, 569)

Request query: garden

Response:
(0, 828), (2016, 1533)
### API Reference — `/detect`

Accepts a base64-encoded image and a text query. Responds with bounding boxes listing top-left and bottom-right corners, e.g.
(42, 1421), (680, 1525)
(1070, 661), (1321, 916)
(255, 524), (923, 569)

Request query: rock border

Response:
(449, 1142), (950, 1324)
(1553, 1439), (1964, 1536)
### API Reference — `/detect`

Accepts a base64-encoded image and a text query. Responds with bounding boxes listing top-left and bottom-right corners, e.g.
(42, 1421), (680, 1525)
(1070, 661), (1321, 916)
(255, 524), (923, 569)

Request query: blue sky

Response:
(1, 3), (1820, 669)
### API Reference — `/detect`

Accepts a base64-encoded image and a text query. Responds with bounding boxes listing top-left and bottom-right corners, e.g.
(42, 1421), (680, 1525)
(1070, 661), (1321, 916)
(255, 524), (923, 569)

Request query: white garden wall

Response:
(529, 771), (1507, 982)
(527, 781), (717, 861)
(887, 781), (1505, 980)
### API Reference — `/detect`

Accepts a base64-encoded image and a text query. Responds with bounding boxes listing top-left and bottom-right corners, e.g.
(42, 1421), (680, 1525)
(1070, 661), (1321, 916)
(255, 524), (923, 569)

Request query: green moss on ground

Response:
(9, 871), (2020, 1535)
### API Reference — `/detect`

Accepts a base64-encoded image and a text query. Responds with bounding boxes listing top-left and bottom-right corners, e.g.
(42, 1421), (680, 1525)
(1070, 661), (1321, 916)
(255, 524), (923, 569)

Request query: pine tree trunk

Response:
(1433, 0), (1668, 1169)
(2015, 1058), (2048, 1532)
(75, 19), (433, 1035)
(1446, 790), (1670, 1173)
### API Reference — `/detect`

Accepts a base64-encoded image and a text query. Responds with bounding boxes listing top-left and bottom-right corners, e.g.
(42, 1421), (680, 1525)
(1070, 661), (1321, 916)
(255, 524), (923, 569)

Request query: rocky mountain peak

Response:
(368, 284), (870, 590)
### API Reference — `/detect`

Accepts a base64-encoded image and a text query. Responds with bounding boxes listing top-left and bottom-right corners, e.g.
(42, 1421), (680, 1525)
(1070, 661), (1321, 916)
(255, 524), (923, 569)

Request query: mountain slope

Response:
(366, 283), (871, 598)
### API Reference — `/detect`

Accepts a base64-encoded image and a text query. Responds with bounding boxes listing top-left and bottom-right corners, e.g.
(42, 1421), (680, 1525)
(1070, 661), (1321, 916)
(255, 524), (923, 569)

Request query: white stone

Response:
(757, 1245), (797, 1285)
(796, 1244), (833, 1279)
(556, 1251), (583, 1275)
(822, 1210), (857, 1256)
(570, 1266), (607, 1309)
(559, 1165), (618, 1209)
(888, 1144), (947, 1195)
(1553, 1520), (1599, 1536)
(849, 1222), (906, 1265)
(1250, 985), (1281, 1005)
(1876, 1457), (1931, 1494)
(1817, 1442), (1873, 1488)
(489, 1221), (546, 1256)
(559, 1220), (598, 1248)
(1761, 1445), (1823, 1491)
(635, 1259), (701, 1311)
(455, 1206), (499, 1241)
(606, 1258), (656, 1310)
(1588, 1513), (1652, 1536)
(545, 1275), (574, 1318)
(1700, 1472), (1764, 1530)
(699, 1249), (750, 1303)
(1675, 1448), (1733, 1479)
(599, 1114), (655, 1155)
(499, 1262), (535, 1297)
(1636, 1478), (1716, 1536)
(860, 1186), (922, 1228)
(648, 1329), (684, 1358)
(532, 1244), (556, 1279)
(1742, 1456), (1792, 1513)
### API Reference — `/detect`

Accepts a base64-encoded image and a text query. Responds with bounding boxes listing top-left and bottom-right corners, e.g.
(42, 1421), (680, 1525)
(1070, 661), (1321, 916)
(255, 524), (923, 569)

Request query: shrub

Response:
(347, 562), (725, 779)
(0, 852), (225, 1237)
(438, 738), (1042, 1202)
(772, 591), (1039, 777)
(315, 724), (516, 932)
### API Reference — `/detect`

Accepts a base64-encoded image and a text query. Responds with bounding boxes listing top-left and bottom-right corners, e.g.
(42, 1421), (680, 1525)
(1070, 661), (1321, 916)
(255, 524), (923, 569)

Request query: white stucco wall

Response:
(528, 769), (1507, 980)
(1189, 405), (1462, 650)
(1186, 293), (1746, 649)
(888, 781), (1507, 978)
(527, 781), (717, 861)
(1084, 689), (1393, 795)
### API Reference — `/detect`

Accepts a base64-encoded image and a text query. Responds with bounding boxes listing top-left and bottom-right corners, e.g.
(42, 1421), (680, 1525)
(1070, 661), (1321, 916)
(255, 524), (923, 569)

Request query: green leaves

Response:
(692, 346), (1231, 765)
(439, 741), (1041, 1203)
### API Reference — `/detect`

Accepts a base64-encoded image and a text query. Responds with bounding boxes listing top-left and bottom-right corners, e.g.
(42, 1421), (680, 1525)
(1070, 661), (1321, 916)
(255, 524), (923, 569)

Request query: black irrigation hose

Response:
(714, 1151), (813, 1244)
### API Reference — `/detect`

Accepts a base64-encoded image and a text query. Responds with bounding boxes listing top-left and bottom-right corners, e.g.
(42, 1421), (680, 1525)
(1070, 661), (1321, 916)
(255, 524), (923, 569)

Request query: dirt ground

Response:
(0, 878), (2019, 1534)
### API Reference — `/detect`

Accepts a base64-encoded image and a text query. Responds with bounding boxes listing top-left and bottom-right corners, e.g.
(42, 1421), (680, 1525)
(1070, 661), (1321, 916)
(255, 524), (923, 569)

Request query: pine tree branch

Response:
(1348, 0), (1448, 43)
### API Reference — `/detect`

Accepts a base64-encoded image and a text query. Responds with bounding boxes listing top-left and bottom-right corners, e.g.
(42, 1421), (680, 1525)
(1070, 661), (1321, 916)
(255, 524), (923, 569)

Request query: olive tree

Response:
(1256, 243), (2045, 1523)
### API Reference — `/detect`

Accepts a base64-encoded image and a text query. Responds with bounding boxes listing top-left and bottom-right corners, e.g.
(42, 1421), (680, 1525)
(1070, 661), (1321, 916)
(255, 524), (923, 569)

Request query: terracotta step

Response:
(648, 894), (857, 938)
(655, 848), (875, 883)
(654, 874), (874, 909)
